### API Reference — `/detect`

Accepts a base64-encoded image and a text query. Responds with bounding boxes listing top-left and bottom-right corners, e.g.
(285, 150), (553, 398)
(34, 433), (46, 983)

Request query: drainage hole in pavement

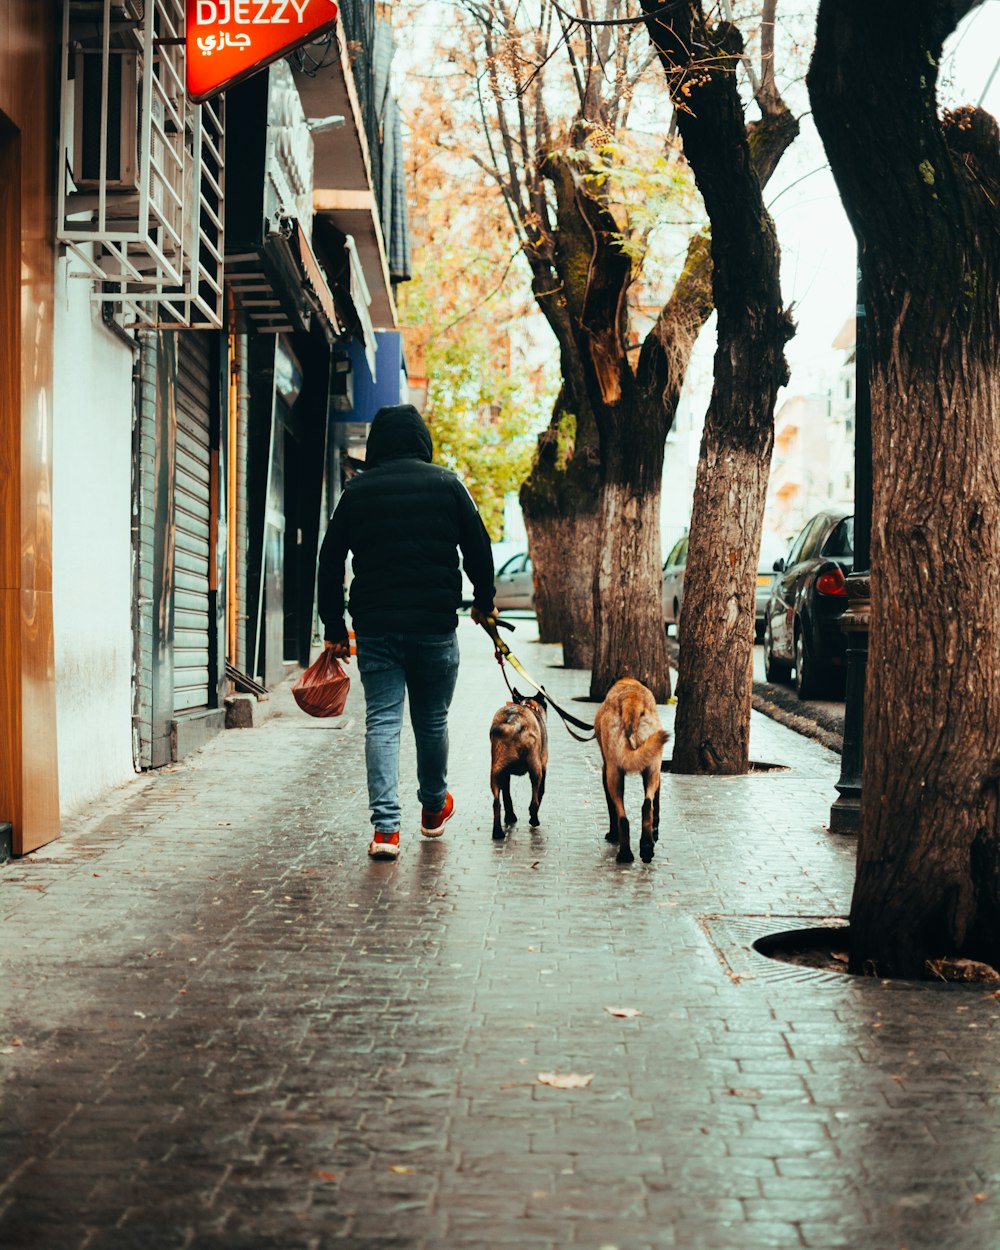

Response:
(755, 924), (1000, 985)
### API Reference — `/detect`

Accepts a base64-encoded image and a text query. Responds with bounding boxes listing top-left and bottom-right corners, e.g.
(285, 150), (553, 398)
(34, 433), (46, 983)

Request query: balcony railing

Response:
(57, 0), (225, 328)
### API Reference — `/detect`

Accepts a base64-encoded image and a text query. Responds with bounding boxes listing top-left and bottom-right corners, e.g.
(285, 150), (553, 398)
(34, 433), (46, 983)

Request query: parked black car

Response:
(763, 510), (854, 699)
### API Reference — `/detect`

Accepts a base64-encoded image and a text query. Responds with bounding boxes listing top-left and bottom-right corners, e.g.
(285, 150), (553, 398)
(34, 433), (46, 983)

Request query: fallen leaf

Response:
(312, 1171), (338, 1182)
(604, 1007), (641, 1019)
(389, 1165), (416, 1174)
(537, 1072), (594, 1089)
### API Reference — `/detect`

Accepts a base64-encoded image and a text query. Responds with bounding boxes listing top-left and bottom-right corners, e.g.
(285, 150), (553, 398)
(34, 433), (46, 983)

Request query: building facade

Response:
(0, 0), (411, 858)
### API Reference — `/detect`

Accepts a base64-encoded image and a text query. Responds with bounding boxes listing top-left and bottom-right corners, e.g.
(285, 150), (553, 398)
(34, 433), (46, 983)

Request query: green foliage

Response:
(401, 259), (556, 541)
(423, 337), (551, 540)
(551, 134), (698, 268)
(555, 410), (576, 469)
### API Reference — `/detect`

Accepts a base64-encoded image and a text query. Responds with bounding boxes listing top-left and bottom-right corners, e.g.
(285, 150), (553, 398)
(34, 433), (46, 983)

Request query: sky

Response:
(395, 1), (1000, 411)
(754, 1), (1000, 404)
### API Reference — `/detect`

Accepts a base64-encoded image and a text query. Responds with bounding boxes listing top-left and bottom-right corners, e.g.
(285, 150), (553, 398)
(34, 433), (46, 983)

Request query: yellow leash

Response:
(479, 616), (596, 742)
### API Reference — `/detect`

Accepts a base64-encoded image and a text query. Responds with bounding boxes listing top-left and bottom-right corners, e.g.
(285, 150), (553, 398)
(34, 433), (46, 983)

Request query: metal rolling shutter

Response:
(173, 334), (212, 713)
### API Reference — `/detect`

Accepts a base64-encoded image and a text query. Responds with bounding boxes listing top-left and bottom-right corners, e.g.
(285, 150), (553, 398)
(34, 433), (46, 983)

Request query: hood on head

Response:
(364, 404), (433, 468)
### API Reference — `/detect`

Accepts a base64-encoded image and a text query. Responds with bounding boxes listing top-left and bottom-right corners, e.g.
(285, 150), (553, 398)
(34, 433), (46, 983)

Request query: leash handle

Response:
(478, 614), (514, 648)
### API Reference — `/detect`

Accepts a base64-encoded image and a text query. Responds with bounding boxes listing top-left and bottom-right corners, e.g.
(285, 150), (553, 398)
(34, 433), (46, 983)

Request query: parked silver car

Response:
(755, 538), (789, 642)
(664, 532), (785, 641)
(661, 535), (688, 635)
(494, 551), (535, 611)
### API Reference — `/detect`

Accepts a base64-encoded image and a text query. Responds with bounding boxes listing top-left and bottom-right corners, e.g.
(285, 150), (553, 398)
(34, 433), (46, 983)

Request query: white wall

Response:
(52, 258), (136, 814)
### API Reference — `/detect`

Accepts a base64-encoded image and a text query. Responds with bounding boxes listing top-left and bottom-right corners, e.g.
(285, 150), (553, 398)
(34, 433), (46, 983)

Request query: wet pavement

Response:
(2, 618), (1000, 1250)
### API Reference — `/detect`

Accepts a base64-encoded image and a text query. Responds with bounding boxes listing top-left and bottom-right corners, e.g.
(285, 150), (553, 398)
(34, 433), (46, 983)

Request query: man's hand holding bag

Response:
(291, 642), (350, 718)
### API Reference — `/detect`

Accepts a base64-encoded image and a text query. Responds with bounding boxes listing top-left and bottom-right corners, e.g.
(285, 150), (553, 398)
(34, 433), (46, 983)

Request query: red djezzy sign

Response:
(186, 0), (340, 104)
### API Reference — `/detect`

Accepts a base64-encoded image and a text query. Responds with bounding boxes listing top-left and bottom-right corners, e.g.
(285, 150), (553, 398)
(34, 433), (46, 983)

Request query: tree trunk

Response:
(524, 509), (599, 666)
(645, 5), (794, 773)
(590, 432), (671, 701)
(517, 160), (609, 665)
(519, 389), (601, 666)
(809, 1), (1000, 976)
(671, 440), (770, 773)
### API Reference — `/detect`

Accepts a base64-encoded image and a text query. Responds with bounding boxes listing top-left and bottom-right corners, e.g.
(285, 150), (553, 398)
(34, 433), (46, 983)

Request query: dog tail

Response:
(620, 727), (669, 770)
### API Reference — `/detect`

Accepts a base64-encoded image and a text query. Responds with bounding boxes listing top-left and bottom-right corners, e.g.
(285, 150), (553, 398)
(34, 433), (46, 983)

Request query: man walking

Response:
(318, 404), (496, 860)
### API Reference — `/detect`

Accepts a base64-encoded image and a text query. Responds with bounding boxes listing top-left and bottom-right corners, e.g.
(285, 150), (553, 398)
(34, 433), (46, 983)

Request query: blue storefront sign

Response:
(331, 331), (406, 423)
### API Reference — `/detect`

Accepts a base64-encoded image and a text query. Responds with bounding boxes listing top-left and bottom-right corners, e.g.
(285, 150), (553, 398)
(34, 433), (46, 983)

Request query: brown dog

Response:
(594, 678), (669, 864)
(489, 692), (548, 840)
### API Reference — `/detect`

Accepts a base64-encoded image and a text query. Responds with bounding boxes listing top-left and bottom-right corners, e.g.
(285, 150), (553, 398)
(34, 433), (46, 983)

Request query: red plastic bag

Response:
(292, 650), (350, 718)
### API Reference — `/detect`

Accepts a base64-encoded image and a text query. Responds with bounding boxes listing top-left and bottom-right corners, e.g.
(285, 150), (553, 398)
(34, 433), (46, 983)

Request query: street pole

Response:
(829, 265), (872, 835)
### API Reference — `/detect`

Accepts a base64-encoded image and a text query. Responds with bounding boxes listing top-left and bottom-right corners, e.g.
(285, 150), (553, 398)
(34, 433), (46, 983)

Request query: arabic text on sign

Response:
(196, 33), (253, 54)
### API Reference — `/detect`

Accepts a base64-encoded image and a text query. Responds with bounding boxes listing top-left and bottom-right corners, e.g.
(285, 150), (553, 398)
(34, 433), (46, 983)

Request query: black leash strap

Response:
(479, 616), (596, 743)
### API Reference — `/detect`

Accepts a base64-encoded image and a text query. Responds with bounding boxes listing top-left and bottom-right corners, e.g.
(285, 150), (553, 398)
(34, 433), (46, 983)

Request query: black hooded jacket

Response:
(317, 405), (495, 641)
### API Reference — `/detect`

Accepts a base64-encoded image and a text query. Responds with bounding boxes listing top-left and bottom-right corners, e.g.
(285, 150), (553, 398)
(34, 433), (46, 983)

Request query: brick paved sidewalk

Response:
(2, 617), (1000, 1250)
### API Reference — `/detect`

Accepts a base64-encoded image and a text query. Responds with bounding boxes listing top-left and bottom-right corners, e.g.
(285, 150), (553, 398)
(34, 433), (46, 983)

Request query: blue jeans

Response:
(355, 631), (460, 833)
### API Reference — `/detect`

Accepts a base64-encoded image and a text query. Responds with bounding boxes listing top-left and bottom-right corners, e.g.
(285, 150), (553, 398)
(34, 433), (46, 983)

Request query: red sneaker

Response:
(368, 831), (400, 860)
(420, 792), (455, 838)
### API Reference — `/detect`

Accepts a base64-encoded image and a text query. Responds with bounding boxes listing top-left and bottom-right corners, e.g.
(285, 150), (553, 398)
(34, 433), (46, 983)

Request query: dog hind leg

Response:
(652, 773), (661, 843)
(602, 764), (618, 843)
(528, 762), (544, 827)
(491, 770), (505, 840)
(606, 764), (632, 863)
(639, 766), (659, 863)
(501, 773), (516, 827)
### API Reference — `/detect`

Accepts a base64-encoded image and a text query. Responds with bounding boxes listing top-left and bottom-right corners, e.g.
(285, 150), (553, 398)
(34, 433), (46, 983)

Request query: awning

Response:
(345, 235), (378, 382)
(293, 223), (343, 342)
(226, 221), (342, 342)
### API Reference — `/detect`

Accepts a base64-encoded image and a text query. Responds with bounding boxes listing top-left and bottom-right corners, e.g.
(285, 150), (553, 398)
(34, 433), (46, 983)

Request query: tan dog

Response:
(594, 678), (669, 864)
(489, 692), (548, 840)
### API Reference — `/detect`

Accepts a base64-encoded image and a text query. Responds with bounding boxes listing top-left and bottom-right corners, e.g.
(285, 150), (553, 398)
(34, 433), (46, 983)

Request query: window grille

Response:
(57, 0), (225, 329)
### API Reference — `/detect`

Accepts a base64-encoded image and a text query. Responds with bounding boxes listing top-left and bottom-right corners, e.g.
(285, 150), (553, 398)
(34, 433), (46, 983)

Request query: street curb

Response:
(664, 637), (844, 756)
(750, 687), (843, 755)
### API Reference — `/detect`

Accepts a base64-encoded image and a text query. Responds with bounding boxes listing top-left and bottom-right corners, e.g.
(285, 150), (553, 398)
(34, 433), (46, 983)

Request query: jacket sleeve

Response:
(455, 481), (496, 614)
(317, 493), (351, 643)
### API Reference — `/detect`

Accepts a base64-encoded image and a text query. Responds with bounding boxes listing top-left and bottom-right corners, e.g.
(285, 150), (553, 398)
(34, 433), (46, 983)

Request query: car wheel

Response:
(764, 621), (792, 683)
(794, 625), (824, 700)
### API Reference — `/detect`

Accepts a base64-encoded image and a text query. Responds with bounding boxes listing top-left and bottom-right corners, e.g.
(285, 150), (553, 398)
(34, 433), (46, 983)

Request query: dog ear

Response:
(534, 692), (547, 709)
